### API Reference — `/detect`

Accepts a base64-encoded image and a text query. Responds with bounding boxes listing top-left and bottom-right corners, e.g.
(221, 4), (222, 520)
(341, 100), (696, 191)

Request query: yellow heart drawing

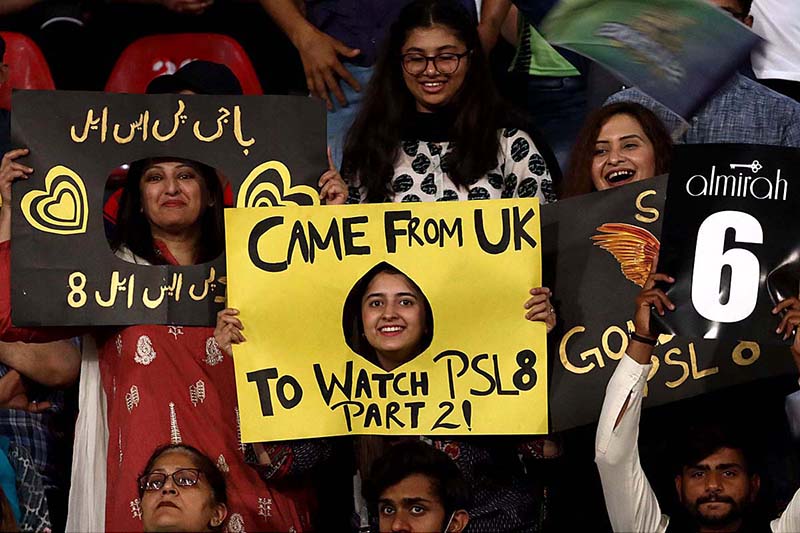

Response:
(20, 165), (88, 235)
(237, 160), (320, 208)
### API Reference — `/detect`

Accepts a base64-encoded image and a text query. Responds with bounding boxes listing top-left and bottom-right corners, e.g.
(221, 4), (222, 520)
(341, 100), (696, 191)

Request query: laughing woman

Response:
(561, 102), (672, 197)
(331, 0), (558, 205)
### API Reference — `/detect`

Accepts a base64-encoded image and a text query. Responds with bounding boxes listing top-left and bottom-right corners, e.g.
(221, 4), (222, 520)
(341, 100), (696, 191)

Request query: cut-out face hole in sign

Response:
(342, 262), (434, 371)
(104, 157), (228, 266)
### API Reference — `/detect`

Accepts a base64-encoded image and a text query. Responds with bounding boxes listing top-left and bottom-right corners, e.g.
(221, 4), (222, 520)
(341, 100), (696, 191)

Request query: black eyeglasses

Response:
(401, 51), (471, 76)
(138, 468), (203, 491)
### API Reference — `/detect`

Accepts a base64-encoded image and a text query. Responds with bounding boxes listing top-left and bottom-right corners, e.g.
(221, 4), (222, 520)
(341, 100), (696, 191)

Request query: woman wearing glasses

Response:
(138, 444), (227, 533)
(335, 0), (557, 205)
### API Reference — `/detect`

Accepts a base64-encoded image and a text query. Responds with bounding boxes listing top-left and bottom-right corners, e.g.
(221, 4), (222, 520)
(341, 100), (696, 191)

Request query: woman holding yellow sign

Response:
(216, 258), (557, 532)
(298, 0), (559, 529)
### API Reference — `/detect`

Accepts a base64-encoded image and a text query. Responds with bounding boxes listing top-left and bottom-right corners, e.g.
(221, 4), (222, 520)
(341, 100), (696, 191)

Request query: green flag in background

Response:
(541, 0), (760, 118)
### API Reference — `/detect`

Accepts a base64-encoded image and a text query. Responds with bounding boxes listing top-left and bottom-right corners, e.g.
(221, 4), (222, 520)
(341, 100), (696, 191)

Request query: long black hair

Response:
(342, 0), (513, 202)
(112, 157), (224, 265)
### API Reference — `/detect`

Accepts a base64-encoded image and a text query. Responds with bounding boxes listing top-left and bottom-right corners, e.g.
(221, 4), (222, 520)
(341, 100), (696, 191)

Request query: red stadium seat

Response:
(104, 33), (263, 95)
(0, 32), (56, 110)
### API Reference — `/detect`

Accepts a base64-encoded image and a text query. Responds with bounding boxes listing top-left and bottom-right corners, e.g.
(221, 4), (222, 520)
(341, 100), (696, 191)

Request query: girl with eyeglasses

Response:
(328, 0), (558, 205)
(296, 1), (561, 530)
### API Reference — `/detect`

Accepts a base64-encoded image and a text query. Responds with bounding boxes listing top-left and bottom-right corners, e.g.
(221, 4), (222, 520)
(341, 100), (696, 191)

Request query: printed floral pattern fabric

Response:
(351, 128), (557, 204)
(245, 440), (334, 482)
(97, 329), (313, 531)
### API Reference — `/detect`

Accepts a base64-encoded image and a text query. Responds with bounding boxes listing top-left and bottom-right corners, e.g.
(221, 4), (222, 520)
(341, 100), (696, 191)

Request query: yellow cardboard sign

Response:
(225, 199), (548, 441)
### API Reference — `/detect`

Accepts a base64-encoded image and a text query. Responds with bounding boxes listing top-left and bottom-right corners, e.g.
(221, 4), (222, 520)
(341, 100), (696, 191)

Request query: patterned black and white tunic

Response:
(350, 127), (557, 205)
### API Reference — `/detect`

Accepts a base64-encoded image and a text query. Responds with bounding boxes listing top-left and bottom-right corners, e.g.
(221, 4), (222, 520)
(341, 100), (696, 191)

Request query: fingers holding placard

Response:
(215, 308), (245, 356)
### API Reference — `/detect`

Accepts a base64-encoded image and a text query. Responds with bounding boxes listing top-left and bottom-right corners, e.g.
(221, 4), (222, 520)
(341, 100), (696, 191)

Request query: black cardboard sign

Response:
(656, 144), (800, 343)
(10, 90), (326, 326)
(543, 176), (797, 431)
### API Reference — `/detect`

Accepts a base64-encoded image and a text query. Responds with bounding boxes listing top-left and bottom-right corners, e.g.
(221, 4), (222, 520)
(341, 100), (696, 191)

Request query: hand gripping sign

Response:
(224, 199), (548, 441)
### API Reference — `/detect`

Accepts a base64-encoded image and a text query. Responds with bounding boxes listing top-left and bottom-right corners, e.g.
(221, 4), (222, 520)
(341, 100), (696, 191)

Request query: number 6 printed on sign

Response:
(656, 144), (799, 343)
(692, 211), (763, 325)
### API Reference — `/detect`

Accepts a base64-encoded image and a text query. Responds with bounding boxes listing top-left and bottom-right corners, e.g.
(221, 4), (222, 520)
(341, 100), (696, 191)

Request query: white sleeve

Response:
(595, 354), (669, 533)
(772, 486), (800, 532)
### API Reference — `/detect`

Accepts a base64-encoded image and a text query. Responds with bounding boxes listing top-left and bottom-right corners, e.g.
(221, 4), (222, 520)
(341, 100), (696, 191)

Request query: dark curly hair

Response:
(364, 440), (471, 518)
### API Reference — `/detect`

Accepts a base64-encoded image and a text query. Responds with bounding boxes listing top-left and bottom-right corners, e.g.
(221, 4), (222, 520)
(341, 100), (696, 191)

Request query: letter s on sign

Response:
(691, 211), (763, 324)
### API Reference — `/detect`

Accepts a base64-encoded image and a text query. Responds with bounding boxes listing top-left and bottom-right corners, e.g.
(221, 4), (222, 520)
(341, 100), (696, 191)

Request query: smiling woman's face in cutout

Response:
(139, 160), (211, 237)
(361, 271), (428, 371)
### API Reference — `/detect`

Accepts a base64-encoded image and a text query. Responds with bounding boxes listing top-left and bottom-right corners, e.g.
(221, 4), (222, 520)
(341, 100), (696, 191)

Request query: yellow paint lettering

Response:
(732, 341), (760, 367)
(663, 347), (690, 388)
(559, 326), (602, 374)
(67, 271), (87, 308)
(689, 342), (719, 379)
(602, 325), (628, 361)
(635, 189), (660, 223)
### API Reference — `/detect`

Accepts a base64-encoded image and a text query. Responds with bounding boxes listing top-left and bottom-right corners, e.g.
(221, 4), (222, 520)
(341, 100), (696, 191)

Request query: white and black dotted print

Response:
(420, 174), (437, 195)
(392, 174), (414, 194)
(503, 173), (518, 199)
(356, 129), (555, 204)
(441, 151), (453, 174)
(487, 173), (504, 190)
(437, 189), (459, 201)
(468, 187), (491, 200)
(541, 180), (557, 203)
(528, 153), (546, 176)
(517, 178), (539, 198)
(402, 140), (419, 157)
(510, 137), (530, 162)
(426, 141), (443, 156)
(411, 153), (431, 174)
